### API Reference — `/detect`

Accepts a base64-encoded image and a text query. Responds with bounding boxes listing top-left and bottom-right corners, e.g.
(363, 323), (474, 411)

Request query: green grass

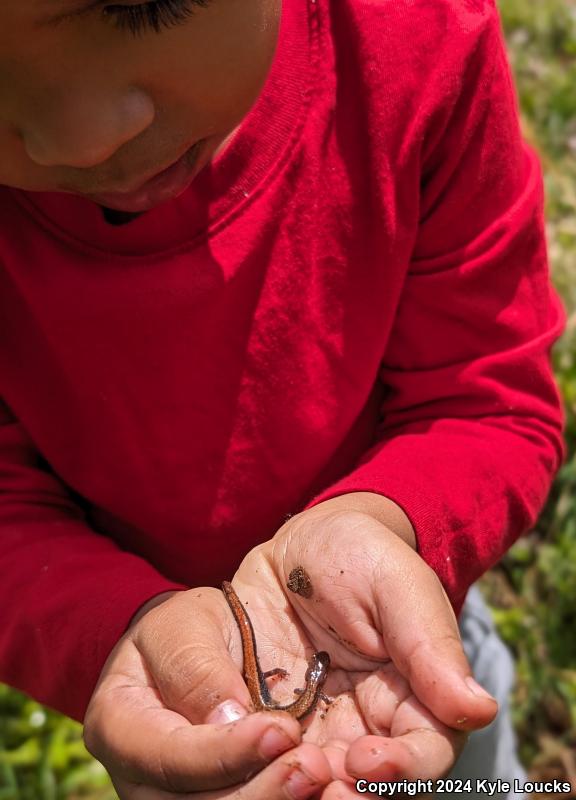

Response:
(2, 0), (576, 794)
(479, 0), (576, 783)
(0, 686), (114, 799)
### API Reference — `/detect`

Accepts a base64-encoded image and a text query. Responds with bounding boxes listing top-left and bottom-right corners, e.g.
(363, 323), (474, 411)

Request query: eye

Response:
(102, 0), (211, 36)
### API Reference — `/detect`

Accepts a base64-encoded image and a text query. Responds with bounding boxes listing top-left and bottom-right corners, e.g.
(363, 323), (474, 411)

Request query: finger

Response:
(372, 538), (498, 731)
(319, 780), (363, 800)
(319, 739), (350, 782)
(345, 697), (468, 783)
(111, 742), (332, 800)
(352, 665), (411, 736)
(86, 673), (305, 793)
(130, 587), (257, 722)
(318, 669), (464, 786)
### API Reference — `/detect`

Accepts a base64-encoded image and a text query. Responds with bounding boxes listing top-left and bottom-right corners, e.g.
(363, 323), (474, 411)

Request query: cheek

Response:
(146, 1), (281, 132)
(0, 0), (281, 191)
(0, 127), (40, 191)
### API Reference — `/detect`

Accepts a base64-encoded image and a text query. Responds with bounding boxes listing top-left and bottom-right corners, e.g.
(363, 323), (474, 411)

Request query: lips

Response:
(86, 141), (203, 213)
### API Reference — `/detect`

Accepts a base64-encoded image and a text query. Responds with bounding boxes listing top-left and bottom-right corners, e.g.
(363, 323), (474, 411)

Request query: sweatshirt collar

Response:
(12, 0), (314, 257)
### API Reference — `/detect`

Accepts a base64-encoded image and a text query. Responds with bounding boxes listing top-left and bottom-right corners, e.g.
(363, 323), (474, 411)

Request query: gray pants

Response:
(445, 587), (526, 799)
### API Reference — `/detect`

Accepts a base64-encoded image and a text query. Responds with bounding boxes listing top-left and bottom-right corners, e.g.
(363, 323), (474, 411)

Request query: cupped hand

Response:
(231, 498), (499, 797)
(83, 585), (332, 800)
(83, 495), (497, 800)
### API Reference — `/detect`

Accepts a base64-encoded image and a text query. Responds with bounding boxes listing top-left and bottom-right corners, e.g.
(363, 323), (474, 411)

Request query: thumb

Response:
(85, 587), (306, 793)
(130, 585), (258, 723)
(374, 539), (498, 732)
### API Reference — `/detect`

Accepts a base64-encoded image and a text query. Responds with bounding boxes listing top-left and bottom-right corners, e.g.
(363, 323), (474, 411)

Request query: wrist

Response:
(308, 491), (417, 549)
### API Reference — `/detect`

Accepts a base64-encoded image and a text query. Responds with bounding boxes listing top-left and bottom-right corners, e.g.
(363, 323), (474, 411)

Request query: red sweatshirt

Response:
(0, 0), (564, 721)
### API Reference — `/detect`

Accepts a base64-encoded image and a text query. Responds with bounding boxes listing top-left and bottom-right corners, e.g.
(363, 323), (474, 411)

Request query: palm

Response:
(228, 513), (480, 788)
(224, 576), (424, 747)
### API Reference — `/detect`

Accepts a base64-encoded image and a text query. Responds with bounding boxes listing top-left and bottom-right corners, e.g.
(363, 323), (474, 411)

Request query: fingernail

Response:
(465, 676), (497, 702)
(259, 725), (298, 759)
(207, 699), (248, 724)
(285, 767), (320, 800)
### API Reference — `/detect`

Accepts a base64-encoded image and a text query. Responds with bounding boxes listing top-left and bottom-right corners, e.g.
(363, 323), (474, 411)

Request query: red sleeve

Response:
(307, 7), (565, 613)
(0, 400), (187, 721)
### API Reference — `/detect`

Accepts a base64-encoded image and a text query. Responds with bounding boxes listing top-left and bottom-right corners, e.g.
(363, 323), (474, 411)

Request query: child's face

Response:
(0, 0), (280, 211)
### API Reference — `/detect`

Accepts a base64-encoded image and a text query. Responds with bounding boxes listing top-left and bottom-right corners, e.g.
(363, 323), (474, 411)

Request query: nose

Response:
(22, 86), (155, 169)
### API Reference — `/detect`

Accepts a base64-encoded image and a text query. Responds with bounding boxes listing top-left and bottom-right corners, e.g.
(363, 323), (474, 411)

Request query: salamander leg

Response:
(263, 667), (289, 680)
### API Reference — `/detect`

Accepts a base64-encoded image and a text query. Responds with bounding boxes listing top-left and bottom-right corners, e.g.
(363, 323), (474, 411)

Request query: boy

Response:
(0, 0), (564, 797)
